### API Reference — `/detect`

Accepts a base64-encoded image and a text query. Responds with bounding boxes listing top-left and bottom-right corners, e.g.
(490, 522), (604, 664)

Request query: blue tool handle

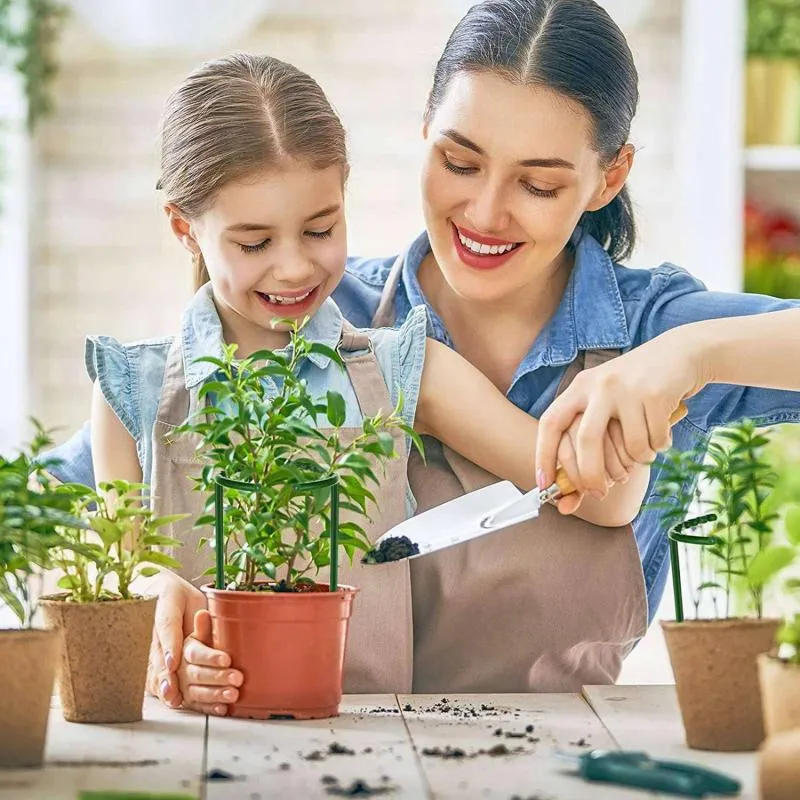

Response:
(584, 758), (711, 797)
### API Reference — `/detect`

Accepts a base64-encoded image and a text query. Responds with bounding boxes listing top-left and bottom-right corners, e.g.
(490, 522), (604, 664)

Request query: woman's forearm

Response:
(691, 309), (800, 391)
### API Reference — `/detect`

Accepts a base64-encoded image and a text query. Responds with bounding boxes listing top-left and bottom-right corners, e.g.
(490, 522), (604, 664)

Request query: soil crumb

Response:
(362, 535), (420, 564)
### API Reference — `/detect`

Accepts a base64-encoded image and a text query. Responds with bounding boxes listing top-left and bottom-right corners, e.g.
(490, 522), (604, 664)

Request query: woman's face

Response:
(172, 162), (347, 337)
(421, 71), (629, 305)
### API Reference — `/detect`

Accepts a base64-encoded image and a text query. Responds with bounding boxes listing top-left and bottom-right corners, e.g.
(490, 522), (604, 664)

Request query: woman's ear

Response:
(164, 204), (199, 255)
(586, 144), (635, 212)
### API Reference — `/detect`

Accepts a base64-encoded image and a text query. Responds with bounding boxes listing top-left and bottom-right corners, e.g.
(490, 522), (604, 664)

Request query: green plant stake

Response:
(214, 473), (341, 592)
(668, 514), (719, 623)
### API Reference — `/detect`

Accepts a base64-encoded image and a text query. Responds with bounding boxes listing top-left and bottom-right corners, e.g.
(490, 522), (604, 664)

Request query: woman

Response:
(48, 0), (800, 715)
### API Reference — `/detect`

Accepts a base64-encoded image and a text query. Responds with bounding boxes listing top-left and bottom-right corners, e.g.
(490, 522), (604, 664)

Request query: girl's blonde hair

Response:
(157, 53), (348, 290)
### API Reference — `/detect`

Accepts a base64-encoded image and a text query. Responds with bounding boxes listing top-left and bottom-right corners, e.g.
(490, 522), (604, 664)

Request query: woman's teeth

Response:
(259, 289), (312, 305)
(458, 231), (519, 255)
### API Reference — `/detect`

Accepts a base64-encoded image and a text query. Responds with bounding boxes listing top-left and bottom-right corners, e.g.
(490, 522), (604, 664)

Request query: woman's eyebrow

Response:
(441, 128), (576, 170)
(225, 205), (341, 232)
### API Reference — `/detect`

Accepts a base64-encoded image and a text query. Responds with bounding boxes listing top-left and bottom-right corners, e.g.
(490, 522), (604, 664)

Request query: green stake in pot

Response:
(668, 513), (719, 622)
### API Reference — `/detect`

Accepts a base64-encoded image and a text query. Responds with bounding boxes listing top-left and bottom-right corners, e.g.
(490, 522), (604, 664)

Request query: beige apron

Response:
(150, 324), (414, 693)
(371, 254), (649, 692)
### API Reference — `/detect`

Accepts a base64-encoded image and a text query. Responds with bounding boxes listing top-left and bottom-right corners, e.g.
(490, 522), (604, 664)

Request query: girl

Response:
(89, 53), (648, 715)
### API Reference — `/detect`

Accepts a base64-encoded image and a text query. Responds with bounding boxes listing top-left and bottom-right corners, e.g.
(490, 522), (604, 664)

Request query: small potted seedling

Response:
(177, 325), (418, 720)
(756, 503), (800, 736)
(654, 420), (783, 751)
(0, 423), (88, 767)
(39, 482), (184, 723)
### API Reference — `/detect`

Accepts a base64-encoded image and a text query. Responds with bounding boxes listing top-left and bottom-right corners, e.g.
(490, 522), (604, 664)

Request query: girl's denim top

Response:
(85, 283), (428, 500)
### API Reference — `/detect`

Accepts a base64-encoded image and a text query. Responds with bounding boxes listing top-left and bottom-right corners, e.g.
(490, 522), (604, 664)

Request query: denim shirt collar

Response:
(398, 228), (631, 371)
(182, 283), (344, 389)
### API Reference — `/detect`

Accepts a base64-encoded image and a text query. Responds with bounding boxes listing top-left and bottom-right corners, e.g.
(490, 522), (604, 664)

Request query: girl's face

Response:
(172, 163), (347, 337)
(420, 71), (632, 305)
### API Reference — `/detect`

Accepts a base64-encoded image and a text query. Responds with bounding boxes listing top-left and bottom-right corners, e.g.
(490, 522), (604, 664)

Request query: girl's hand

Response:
(177, 610), (243, 717)
(536, 330), (700, 497)
(144, 570), (242, 715)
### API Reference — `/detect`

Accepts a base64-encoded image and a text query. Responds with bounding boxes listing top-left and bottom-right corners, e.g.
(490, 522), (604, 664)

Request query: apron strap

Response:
(339, 320), (395, 419)
(155, 337), (192, 428)
(370, 253), (404, 328)
(555, 348), (621, 398)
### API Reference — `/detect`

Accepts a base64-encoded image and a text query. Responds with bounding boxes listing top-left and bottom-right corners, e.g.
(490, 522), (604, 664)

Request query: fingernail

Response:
(213, 704), (226, 716)
(222, 688), (237, 701)
(160, 679), (170, 698)
(164, 651), (176, 671)
(229, 671), (243, 687)
(536, 468), (546, 490)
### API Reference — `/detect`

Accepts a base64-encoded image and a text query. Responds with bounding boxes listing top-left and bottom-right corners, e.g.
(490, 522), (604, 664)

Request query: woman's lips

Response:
(255, 285), (319, 314)
(450, 223), (523, 270)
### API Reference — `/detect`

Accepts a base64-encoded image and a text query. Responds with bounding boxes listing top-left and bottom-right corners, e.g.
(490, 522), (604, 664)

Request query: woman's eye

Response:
(238, 239), (269, 254)
(442, 155), (477, 176)
(305, 225), (335, 239)
(522, 181), (559, 199)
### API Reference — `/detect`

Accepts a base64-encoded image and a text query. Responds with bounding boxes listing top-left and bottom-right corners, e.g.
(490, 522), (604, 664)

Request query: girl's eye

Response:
(522, 181), (559, 199)
(238, 239), (269, 254)
(305, 225), (335, 239)
(442, 155), (477, 176)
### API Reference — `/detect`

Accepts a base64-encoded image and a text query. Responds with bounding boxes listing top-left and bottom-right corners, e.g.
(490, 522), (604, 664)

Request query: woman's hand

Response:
(145, 570), (242, 715)
(536, 328), (701, 497)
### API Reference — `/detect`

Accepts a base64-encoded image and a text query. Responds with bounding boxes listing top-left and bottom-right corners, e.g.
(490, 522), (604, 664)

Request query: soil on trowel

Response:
(361, 536), (420, 564)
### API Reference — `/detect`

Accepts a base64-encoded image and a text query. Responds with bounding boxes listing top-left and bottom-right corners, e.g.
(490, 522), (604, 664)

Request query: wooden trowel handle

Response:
(552, 401), (689, 498)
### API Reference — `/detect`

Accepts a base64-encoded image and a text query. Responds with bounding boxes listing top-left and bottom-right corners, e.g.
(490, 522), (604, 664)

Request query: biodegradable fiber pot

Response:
(758, 653), (800, 737)
(0, 628), (60, 767)
(39, 595), (157, 724)
(662, 618), (781, 751)
(203, 584), (358, 720)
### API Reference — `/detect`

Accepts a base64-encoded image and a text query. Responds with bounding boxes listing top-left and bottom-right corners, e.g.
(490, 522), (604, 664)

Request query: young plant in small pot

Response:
(756, 503), (800, 736)
(177, 329), (418, 721)
(0, 424), (88, 767)
(654, 420), (783, 751)
(39, 481), (184, 724)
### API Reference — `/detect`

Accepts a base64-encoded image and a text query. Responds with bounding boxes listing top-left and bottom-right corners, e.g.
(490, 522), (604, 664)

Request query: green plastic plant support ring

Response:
(213, 473), (341, 592)
(667, 515), (720, 623)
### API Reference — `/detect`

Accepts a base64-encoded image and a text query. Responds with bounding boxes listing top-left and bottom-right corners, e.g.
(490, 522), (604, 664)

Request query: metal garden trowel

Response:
(363, 402), (688, 564)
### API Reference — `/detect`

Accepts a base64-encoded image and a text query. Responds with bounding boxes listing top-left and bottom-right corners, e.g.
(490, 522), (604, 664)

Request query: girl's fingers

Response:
(608, 419), (635, 472)
(182, 701), (229, 717)
(603, 429), (629, 484)
(555, 493), (584, 515)
(183, 637), (231, 669)
(556, 426), (585, 496)
(182, 664), (243, 688)
(182, 684), (240, 706)
(536, 392), (586, 487)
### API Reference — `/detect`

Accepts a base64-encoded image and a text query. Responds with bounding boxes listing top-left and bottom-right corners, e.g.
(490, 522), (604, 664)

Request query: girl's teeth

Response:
(264, 290), (312, 305)
(457, 231), (517, 255)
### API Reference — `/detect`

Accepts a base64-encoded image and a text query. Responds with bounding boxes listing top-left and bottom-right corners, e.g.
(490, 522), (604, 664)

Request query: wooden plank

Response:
(0, 697), (205, 800)
(583, 685), (758, 800)
(205, 694), (429, 799)
(398, 693), (660, 799)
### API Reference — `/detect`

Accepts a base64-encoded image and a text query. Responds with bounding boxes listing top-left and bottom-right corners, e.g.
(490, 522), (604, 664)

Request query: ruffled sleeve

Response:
(371, 304), (429, 428)
(85, 335), (140, 441)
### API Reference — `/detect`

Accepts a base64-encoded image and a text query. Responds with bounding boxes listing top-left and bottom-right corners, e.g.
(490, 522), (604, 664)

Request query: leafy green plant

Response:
(0, 422), (88, 626)
(177, 323), (421, 592)
(777, 613), (800, 664)
(747, 0), (800, 58)
(51, 480), (185, 603)
(651, 419), (782, 619)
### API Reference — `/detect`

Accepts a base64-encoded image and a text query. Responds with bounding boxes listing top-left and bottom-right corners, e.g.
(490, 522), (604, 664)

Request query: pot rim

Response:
(201, 582), (359, 599)
(38, 593), (157, 605)
(0, 627), (59, 637)
(661, 617), (781, 631)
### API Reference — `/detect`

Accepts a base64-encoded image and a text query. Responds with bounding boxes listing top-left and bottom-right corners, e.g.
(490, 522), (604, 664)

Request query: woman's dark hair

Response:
(425, 0), (638, 262)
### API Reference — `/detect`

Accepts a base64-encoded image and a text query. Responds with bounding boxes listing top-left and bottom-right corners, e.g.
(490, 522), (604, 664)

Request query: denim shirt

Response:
(49, 230), (800, 622)
(83, 283), (427, 497)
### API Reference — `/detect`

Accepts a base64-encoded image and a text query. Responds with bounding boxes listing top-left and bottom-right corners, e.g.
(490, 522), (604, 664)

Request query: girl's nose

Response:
(270, 252), (316, 286)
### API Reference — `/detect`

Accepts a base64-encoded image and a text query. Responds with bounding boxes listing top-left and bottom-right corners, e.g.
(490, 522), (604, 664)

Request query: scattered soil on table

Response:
(279, 762), (291, 771)
(323, 776), (394, 796)
(362, 536), (420, 564)
(421, 743), (526, 759)
(304, 742), (357, 761)
(511, 794), (556, 800)
(204, 768), (236, 782)
(569, 737), (590, 747)
(493, 727), (539, 743)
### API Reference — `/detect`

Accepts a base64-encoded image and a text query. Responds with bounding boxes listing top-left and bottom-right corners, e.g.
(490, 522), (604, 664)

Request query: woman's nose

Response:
(465, 180), (511, 235)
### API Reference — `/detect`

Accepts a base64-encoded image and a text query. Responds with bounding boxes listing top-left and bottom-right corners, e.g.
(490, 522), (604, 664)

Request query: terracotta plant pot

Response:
(203, 583), (358, 720)
(0, 628), (60, 767)
(662, 618), (781, 751)
(758, 653), (800, 737)
(39, 595), (157, 723)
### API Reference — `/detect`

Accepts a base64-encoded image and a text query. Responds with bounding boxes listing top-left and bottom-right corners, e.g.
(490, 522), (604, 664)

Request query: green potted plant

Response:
(39, 481), (184, 723)
(756, 503), (800, 736)
(654, 420), (783, 751)
(0, 423), (86, 767)
(177, 326), (419, 720)
(746, 0), (800, 145)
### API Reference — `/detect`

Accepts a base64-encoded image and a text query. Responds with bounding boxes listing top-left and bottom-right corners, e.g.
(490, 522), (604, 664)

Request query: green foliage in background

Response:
(747, 0), (800, 59)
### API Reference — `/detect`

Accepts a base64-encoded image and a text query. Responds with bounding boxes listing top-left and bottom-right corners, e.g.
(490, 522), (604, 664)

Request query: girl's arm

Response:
(414, 339), (649, 527)
(90, 381), (143, 487)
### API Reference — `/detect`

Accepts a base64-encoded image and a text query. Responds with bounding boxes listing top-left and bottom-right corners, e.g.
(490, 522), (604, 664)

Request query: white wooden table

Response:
(1, 686), (757, 799)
